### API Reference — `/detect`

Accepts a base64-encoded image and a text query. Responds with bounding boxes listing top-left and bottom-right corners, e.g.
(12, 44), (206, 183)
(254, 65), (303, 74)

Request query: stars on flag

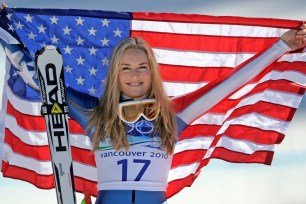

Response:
(8, 24), (14, 31)
(76, 36), (85, 45)
(15, 21), (24, 30)
(101, 37), (110, 46)
(89, 67), (98, 76)
(76, 56), (85, 65)
(88, 27), (97, 36)
(63, 26), (72, 35)
(75, 17), (85, 25)
(37, 24), (46, 33)
(50, 35), (59, 44)
(27, 32), (36, 40)
(24, 14), (33, 22)
(101, 18), (110, 27)
(89, 46), (98, 55)
(50, 16), (59, 24)
(113, 28), (123, 37)
(64, 45), (73, 54)
(65, 65), (73, 73)
(8, 11), (130, 96)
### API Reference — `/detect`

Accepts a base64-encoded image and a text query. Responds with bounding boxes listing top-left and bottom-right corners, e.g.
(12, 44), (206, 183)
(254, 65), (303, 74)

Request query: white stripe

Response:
(177, 40), (289, 124)
(234, 89), (302, 109)
(154, 48), (253, 68)
(204, 136), (275, 159)
(174, 137), (213, 154)
(230, 70), (306, 99)
(5, 114), (48, 145)
(279, 52), (306, 62)
(191, 113), (225, 125)
(0, 27), (20, 44)
(191, 89), (301, 126)
(3, 143), (53, 174)
(163, 81), (207, 97)
(169, 136), (276, 181)
(72, 161), (97, 182)
(219, 90), (302, 126)
(6, 85), (41, 115)
(0, 58), (11, 170)
(5, 115), (92, 150)
(3, 143), (97, 181)
(217, 112), (290, 135)
(168, 162), (200, 182)
(132, 20), (287, 37)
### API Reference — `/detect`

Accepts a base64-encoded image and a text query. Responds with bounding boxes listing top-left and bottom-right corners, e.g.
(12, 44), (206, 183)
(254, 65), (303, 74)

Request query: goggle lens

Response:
(119, 99), (159, 123)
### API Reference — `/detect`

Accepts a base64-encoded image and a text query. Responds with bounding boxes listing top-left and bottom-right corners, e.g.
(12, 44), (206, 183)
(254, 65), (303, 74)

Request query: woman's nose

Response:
(129, 69), (141, 76)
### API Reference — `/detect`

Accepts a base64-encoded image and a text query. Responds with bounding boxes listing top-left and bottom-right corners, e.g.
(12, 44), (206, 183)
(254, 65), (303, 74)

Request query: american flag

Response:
(0, 7), (306, 198)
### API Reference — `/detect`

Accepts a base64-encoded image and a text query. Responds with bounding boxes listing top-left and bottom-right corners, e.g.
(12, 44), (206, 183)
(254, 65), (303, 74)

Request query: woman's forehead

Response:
(121, 48), (149, 63)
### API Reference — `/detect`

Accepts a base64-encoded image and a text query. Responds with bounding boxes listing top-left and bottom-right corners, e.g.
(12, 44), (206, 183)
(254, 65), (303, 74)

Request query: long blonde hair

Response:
(88, 37), (177, 154)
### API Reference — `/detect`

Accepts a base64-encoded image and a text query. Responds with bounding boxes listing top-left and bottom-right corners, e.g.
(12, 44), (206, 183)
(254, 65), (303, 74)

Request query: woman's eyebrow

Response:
(120, 62), (149, 66)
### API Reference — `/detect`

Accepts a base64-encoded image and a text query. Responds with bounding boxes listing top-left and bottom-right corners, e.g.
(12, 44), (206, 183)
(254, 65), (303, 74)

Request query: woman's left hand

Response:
(281, 23), (306, 51)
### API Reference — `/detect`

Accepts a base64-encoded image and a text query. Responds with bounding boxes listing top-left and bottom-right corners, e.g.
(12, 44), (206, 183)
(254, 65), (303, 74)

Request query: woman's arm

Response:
(66, 87), (99, 130)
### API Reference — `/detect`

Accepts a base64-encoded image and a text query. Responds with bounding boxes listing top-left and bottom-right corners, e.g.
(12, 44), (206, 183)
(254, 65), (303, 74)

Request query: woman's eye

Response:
(138, 66), (148, 71)
(122, 67), (130, 71)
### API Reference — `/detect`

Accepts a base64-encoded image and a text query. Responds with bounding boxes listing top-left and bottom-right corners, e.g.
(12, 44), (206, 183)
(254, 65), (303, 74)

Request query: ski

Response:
(36, 45), (76, 204)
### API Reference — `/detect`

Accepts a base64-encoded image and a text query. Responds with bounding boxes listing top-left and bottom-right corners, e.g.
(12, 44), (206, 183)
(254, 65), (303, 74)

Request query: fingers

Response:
(1, 3), (7, 10)
(296, 22), (306, 41)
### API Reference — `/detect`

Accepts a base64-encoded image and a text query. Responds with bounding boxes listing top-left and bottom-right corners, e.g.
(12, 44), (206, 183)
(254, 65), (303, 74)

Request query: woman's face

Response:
(118, 48), (152, 100)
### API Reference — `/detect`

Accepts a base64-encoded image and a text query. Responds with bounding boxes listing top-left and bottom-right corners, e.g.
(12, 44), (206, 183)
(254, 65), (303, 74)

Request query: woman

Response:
(68, 25), (306, 204)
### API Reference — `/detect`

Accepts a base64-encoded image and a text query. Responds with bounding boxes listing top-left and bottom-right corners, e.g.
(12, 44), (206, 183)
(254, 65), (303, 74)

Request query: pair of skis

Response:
(36, 46), (76, 204)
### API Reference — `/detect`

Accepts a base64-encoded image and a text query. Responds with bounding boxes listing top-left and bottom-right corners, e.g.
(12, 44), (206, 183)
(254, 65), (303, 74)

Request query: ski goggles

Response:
(118, 99), (160, 124)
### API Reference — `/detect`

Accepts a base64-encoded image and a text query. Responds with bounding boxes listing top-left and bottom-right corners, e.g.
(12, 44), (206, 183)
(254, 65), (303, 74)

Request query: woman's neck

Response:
(120, 93), (148, 101)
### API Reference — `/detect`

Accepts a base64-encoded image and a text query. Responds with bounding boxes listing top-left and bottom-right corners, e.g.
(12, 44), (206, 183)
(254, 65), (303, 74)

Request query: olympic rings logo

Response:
(126, 119), (155, 135)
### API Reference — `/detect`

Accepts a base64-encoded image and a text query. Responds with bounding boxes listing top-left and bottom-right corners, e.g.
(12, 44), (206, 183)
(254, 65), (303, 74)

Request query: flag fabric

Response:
(0, 7), (306, 198)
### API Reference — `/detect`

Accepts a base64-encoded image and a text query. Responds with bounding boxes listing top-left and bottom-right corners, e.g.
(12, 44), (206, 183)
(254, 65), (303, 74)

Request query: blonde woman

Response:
(67, 26), (306, 204)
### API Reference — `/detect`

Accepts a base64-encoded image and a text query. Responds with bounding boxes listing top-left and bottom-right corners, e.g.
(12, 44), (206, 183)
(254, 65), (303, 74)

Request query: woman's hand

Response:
(281, 23), (306, 51)
(1, 3), (7, 10)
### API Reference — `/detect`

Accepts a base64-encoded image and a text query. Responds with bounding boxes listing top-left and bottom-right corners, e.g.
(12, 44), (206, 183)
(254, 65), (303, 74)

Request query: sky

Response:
(0, 0), (306, 203)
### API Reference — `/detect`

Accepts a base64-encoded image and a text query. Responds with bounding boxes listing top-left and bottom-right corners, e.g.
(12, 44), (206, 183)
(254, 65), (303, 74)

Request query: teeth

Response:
(129, 82), (142, 86)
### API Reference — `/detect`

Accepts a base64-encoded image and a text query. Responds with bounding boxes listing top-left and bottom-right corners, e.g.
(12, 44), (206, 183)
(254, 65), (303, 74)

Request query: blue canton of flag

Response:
(9, 10), (131, 98)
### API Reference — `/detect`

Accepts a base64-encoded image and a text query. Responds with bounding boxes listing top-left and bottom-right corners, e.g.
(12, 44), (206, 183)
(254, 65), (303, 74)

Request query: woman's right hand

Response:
(281, 23), (306, 51)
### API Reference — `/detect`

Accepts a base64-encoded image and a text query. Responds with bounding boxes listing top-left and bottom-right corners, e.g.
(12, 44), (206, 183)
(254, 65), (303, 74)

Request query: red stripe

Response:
(159, 64), (232, 82)
(71, 147), (96, 166)
(209, 79), (304, 114)
(1, 161), (55, 189)
(168, 147), (274, 198)
(132, 12), (301, 29)
(180, 124), (284, 147)
(131, 30), (277, 52)
(5, 128), (51, 160)
(210, 147), (275, 165)
(74, 176), (98, 197)
(171, 149), (207, 168)
(1, 161), (98, 197)
(250, 61), (306, 84)
(4, 128), (96, 165)
(159, 59), (306, 84)
(174, 77), (304, 117)
(166, 171), (200, 199)
(226, 101), (297, 121)
(221, 125), (285, 145)
(160, 60), (306, 83)
(179, 124), (220, 140)
(6, 101), (46, 131)
(7, 100), (86, 134)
